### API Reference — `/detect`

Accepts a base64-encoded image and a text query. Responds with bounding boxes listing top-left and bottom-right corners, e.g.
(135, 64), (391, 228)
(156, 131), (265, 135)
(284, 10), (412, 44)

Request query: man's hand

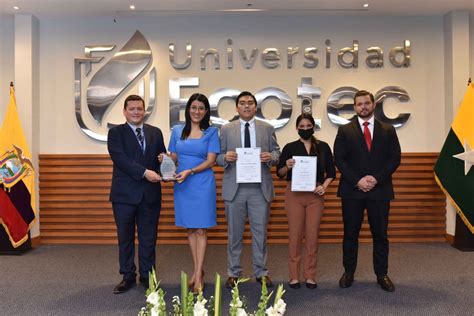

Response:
(144, 169), (162, 183)
(357, 175), (376, 192)
(260, 151), (272, 163)
(225, 151), (238, 162)
(365, 175), (378, 186)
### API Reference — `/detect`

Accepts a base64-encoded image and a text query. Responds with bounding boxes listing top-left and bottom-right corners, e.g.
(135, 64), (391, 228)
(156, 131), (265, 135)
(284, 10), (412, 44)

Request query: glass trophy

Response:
(160, 155), (176, 181)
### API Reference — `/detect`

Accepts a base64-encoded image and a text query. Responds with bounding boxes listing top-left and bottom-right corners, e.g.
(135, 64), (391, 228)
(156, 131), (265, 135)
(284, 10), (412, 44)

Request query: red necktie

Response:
(363, 121), (372, 151)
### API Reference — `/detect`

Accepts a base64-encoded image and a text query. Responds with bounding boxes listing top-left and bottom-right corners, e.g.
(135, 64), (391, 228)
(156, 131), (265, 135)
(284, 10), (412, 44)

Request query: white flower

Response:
(193, 300), (209, 316)
(230, 297), (243, 308)
(150, 305), (161, 316)
(274, 299), (286, 314)
(236, 308), (248, 316)
(146, 291), (160, 306)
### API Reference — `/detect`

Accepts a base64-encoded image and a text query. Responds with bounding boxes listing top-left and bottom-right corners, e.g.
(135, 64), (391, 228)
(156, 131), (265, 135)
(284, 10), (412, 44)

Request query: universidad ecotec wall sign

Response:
(74, 31), (411, 142)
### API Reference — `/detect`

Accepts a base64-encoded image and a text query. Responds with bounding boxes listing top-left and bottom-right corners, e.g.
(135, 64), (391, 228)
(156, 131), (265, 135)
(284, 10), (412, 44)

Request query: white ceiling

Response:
(0, 0), (473, 18)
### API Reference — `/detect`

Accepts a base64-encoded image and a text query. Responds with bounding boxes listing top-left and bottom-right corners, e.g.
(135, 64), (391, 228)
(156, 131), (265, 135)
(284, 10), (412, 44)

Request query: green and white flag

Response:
(434, 83), (474, 233)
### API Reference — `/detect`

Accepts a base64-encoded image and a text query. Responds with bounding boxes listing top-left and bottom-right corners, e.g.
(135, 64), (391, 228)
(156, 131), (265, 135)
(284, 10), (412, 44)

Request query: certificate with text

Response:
(236, 147), (261, 183)
(291, 156), (317, 192)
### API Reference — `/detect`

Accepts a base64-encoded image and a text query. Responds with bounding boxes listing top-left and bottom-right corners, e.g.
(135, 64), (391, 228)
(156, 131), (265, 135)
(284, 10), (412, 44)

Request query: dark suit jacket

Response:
(107, 123), (166, 205)
(334, 118), (401, 200)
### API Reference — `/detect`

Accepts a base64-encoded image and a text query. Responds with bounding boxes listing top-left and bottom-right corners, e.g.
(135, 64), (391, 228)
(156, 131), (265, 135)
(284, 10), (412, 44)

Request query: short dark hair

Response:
(236, 91), (257, 106)
(353, 90), (375, 104)
(124, 95), (145, 109)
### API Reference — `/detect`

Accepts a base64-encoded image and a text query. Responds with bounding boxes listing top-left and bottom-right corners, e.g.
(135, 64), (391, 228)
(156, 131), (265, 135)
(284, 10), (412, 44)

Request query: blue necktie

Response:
(244, 123), (251, 148)
(136, 127), (144, 152)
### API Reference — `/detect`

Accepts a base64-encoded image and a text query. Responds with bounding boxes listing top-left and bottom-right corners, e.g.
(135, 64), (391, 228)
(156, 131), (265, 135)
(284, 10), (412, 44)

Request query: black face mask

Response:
(298, 128), (314, 140)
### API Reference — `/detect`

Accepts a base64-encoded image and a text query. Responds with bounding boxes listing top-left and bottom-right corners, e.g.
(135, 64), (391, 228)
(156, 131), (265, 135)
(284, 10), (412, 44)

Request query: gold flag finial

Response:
(468, 78), (472, 86)
(10, 81), (14, 87)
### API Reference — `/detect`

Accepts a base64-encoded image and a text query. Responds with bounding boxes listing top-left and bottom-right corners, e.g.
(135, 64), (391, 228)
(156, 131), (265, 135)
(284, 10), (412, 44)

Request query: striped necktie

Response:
(136, 127), (144, 152)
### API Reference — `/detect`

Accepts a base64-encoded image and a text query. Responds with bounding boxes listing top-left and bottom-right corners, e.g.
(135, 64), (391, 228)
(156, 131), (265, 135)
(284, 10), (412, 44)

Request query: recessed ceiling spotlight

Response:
(129, 5), (136, 10)
(363, 3), (369, 8)
(13, 6), (20, 10)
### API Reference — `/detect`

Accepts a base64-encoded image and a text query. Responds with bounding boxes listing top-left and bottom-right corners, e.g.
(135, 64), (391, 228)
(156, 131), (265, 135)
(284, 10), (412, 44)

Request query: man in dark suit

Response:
(107, 95), (166, 294)
(334, 90), (401, 292)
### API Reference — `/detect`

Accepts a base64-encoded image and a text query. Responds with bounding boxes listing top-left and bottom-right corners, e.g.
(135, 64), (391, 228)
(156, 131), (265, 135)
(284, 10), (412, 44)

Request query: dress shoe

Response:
(139, 276), (149, 288)
(288, 281), (301, 289)
(377, 275), (395, 292)
(225, 277), (238, 289)
(339, 272), (354, 288)
(113, 279), (136, 294)
(305, 281), (318, 289)
(256, 276), (274, 288)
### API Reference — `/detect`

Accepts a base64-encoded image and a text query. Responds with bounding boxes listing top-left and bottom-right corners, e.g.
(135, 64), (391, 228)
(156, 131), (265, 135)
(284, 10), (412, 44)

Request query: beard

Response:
(357, 109), (374, 118)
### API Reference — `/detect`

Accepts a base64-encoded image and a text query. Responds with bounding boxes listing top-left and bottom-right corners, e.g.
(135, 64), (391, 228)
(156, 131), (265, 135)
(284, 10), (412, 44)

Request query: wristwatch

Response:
(190, 168), (195, 175)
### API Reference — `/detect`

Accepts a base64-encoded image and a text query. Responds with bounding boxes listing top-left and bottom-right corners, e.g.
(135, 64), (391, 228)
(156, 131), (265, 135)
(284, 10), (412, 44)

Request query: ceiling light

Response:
(129, 5), (136, 10)
(13, 6), (20, 10)
(363, 3), (369, 8)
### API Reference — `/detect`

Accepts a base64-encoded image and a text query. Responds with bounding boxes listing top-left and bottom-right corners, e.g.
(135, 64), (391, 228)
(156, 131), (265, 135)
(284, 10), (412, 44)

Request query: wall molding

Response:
(39, 153), (446, 244)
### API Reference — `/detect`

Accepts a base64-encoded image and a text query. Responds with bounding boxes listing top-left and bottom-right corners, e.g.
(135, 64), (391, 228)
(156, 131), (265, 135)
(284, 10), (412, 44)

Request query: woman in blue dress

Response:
(166, 93), (220, 292)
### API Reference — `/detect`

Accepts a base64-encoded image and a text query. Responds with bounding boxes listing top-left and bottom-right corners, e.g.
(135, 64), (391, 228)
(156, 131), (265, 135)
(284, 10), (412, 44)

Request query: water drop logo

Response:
(74, 30), (156, 141)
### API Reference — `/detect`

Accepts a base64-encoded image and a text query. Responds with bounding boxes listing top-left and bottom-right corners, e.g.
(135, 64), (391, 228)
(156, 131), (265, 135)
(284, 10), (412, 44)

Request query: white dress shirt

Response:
(239, 118), (256, 148)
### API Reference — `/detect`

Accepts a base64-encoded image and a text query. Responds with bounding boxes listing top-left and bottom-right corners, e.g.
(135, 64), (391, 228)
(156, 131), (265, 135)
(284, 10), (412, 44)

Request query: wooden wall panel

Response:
(39, 153), (446, 244)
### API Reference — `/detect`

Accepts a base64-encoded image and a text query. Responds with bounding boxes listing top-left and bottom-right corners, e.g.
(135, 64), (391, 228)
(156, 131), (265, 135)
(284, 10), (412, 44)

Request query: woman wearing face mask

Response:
(277, 113), (336, 289)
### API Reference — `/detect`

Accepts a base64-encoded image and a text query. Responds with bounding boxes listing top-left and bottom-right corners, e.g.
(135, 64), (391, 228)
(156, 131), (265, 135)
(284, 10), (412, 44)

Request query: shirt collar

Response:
(127, 122), (144, 132)
(239, 118), (255, 127)
(357, 115), (374, 127)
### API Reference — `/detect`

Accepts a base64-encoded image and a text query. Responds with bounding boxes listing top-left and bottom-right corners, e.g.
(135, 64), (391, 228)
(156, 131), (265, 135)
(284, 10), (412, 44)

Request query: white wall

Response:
(0, 14), (14, 122)
(38, 15), (446, 154)
(471, 13), (474, 79)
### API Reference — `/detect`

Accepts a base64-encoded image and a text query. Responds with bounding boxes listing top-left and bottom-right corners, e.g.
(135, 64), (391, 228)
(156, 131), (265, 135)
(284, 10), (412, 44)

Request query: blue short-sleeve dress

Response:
(168, 125), (221, 228)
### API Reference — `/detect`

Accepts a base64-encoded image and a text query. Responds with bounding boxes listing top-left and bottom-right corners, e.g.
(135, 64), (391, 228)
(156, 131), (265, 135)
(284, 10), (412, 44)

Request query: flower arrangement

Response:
(138, 269), (286, 316)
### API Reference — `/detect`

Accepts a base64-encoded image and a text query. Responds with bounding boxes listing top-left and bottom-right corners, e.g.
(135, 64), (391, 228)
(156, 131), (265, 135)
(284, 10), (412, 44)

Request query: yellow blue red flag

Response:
(0, 84), (36, 247)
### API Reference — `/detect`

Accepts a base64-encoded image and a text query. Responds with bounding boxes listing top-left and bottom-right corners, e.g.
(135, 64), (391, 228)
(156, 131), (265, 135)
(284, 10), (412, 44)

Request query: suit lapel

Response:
(143, 124), (152, 156)
(124, 123), (144, 155)
(232, 120), (242, 148)
(255, 120), (262, 148)
(371, 120), (383, 153)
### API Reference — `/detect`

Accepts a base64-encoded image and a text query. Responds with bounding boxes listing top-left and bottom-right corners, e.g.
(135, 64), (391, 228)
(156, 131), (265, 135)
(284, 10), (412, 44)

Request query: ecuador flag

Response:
(434, 83), (474, 233)
(0, 84), (36, 247)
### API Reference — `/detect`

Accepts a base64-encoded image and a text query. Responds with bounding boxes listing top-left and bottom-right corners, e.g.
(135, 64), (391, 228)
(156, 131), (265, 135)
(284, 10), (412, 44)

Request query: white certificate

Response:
(291, 156), (317, 192)
(236, 147), (261, 183)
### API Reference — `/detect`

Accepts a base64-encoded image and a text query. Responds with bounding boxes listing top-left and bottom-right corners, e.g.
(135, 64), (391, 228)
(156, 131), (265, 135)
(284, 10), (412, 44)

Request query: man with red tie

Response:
(334, 90), (401, 292)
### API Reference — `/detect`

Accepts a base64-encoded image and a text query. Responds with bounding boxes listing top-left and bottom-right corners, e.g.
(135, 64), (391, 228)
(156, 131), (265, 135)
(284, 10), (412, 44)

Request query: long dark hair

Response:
(296, 113), (319, 156)
(181, 93), (211, 140)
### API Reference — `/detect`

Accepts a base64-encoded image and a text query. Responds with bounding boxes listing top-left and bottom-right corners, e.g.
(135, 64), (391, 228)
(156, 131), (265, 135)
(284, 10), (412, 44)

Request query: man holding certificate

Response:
(277, 113), (335, 289)
(216, 91), (280, 289)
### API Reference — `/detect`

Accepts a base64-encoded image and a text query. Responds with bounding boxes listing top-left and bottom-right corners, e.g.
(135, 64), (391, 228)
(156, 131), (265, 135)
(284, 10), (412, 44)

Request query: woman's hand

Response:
(175, 169), (192, 183)
(286, 158), (295, 169)
(158, 153), (165, 163)
(314, 185), (326, 196)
